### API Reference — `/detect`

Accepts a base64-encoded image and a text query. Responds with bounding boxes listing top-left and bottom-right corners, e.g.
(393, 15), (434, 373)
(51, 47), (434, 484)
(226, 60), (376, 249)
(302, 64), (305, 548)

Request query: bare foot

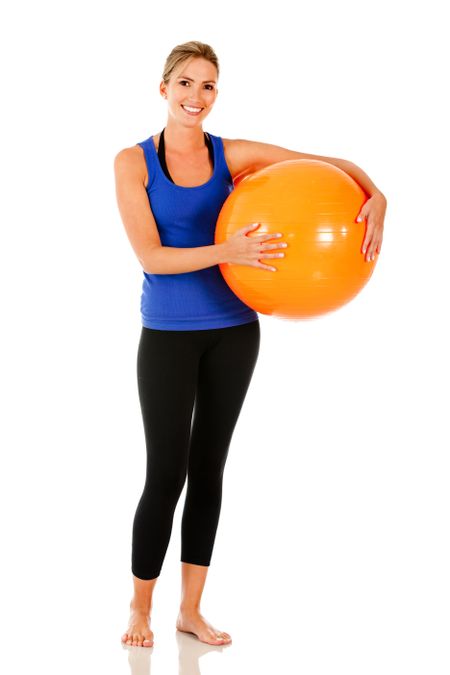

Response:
(122, 602), (154, 647)
(176, 609), (232, 645)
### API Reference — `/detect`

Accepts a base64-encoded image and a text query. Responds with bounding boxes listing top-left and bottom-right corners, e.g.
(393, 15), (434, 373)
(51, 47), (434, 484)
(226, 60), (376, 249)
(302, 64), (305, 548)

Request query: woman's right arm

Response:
(114, 147), (287, 274)
(114, 147), (228, 274)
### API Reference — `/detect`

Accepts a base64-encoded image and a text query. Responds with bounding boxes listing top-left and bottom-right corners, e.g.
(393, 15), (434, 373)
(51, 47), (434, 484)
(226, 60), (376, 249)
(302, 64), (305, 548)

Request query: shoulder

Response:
(115, 144), (142, 166)
(220, 137), (257, 179)
(221, 137), (247, 157)
(115, 134), (159, 164)
(114, 143), (151, 187)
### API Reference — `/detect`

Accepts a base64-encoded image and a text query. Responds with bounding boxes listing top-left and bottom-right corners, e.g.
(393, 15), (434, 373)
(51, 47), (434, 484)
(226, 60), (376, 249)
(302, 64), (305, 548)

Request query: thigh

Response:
(137, 327), (201, 476)
(188, 320), (261, 468)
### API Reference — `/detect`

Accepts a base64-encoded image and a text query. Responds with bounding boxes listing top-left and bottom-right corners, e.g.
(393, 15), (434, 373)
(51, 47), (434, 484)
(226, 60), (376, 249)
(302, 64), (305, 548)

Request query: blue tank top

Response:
(136, 131), (259, 330)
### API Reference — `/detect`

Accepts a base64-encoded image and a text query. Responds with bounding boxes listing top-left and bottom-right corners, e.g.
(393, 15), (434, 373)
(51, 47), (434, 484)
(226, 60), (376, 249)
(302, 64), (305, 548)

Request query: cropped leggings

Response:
(131, 318), (260, 580)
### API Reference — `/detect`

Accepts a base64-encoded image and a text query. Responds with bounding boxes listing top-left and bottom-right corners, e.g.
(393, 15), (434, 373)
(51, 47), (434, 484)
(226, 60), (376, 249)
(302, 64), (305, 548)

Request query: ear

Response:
(159, 80), (167, 98)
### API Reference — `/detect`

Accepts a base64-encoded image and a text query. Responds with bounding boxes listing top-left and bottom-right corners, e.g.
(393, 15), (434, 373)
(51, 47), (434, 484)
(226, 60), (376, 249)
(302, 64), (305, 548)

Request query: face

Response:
(160, 56), (218, 125)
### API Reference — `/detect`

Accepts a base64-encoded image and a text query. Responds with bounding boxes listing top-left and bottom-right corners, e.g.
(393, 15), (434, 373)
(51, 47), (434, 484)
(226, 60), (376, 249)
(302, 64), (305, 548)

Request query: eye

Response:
(179, 80), (214, 90)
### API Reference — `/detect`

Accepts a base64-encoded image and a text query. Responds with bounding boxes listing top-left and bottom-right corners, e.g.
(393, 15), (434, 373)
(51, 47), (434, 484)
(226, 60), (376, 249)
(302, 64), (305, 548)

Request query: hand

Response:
(356, 191), (387, 262)
(223, 222), (287, 271)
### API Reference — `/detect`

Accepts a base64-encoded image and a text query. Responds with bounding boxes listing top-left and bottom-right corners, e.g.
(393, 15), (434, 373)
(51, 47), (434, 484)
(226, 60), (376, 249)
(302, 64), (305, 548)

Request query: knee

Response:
(145, 464), (186, 504)
(187, 473), (223, 504)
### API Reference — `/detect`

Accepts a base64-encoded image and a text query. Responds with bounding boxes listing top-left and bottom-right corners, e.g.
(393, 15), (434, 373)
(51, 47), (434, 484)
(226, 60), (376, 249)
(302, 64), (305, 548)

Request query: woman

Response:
(114, 40), (387, 649)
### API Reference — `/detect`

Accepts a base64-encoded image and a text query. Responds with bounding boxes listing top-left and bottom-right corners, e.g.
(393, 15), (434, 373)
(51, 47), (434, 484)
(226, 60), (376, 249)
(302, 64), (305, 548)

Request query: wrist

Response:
(214, 241), (229, 265)
(370, 189), (386, 201)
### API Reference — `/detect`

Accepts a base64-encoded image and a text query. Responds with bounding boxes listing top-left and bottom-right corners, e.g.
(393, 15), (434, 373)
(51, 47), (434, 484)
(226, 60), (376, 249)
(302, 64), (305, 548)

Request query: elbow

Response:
(140, 257), (154, 274)
(139, 246), (160, 274)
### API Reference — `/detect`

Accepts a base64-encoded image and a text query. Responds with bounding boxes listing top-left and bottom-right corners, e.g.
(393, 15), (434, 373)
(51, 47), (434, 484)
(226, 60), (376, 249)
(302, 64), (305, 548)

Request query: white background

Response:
(1, 0), (449, 673)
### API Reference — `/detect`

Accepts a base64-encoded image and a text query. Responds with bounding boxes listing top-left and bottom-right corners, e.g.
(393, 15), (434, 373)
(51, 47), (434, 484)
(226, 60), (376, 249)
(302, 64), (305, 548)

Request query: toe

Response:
(143, 638), (153, 647)
(121, 633), (128, 642)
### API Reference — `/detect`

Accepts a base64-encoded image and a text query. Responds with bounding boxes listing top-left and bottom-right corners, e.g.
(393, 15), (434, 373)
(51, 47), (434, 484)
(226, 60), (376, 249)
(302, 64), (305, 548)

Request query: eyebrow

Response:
(177, 75), (216, 84)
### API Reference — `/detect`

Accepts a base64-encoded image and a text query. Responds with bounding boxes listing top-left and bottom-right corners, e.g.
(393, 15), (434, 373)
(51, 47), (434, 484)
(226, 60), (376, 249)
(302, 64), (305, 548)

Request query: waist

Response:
(140, 267), (258, 330)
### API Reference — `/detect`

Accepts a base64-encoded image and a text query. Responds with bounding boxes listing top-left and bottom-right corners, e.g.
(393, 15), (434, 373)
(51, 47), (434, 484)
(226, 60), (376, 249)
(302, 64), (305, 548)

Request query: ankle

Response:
(130, 599), (152, 615)
(179, 604), (201, 614)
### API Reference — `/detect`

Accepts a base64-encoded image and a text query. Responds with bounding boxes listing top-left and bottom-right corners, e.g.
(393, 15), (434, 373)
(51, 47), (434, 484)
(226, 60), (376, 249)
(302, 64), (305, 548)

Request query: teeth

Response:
(182, 105), (202, 113)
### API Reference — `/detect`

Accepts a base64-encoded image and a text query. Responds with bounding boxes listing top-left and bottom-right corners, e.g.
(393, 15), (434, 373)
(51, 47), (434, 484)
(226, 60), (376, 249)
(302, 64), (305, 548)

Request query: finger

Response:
(254, 262), (277, 271)
(260, 252), (285, 259)
(372, 237), (383, 259)
(255, 259), (277, 271)
(367, 221), (383, 260)
(374, 230), (383, 251)
(242, 222), (260, 234)
(367, 247), (375, 262)
(254, 241), (285, 257)
(364, 240), (375, 261)
(262, 242), (287, 251)
(362, 233), (372, 256)
(255, 232), (283, 241)
(366, 232), (380, 261)
(362, 220), (376, 257)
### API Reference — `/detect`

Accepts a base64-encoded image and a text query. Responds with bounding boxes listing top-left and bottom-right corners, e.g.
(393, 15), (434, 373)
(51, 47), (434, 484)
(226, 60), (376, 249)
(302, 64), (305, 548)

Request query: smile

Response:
(181, 105), (203, 115)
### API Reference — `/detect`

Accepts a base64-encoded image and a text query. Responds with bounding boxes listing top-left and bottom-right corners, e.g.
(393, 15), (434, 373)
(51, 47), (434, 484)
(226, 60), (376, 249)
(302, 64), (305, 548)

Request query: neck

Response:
(163, 119), (205, 152)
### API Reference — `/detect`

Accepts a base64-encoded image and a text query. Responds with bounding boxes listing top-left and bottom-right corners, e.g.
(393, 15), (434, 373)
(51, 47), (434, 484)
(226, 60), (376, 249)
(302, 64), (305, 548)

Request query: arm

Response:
(114, 147), (228, 274)
(224, 138), (385, 199)
(224, 138), (387, 261)
(145, 242), (226, 275)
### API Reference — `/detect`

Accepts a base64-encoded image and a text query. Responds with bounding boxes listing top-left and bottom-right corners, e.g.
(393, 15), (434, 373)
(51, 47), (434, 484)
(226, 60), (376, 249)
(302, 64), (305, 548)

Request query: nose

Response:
(185, 85), (207, 106)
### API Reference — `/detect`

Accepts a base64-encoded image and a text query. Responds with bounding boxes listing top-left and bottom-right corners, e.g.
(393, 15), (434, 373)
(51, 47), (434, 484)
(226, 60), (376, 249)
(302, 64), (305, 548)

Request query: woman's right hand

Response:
(222, 222), (287, 271)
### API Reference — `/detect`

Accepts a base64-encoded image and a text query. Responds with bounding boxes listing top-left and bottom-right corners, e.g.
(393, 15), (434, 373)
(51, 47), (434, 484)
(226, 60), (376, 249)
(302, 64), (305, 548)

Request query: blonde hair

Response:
(162, 40), (219, 84)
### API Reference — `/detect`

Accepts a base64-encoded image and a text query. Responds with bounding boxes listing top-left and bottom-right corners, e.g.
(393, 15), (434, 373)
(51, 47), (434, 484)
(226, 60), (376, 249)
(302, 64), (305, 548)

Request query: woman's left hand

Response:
(356, 191), (387, 262)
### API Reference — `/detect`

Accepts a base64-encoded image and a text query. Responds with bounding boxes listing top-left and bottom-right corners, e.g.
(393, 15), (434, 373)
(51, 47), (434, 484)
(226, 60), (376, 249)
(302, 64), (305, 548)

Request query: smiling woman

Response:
(113, 38), (387, 651)
(114, 40), (272, 651)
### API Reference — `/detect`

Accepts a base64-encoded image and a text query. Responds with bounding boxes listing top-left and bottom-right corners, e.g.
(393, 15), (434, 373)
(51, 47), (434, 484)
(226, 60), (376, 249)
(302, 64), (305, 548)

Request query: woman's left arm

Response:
(331, 159), (387, 263)
(227, 139), (387, 262)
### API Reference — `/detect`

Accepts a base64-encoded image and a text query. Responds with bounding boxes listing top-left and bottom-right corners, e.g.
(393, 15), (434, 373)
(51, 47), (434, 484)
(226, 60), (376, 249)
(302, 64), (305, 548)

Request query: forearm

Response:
(143, 242), (229, 274)
(331, 158), (385, 199)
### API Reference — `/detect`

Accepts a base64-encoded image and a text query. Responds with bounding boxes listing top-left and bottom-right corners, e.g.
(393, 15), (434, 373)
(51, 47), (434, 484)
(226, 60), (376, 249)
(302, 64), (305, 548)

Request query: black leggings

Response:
(131, 319), (260, 580)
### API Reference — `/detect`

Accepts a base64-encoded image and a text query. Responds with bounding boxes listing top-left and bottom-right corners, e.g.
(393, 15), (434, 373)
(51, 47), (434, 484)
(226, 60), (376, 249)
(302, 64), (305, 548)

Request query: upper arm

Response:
(222, 138), (341, 177)
(114, 146), (161, 272)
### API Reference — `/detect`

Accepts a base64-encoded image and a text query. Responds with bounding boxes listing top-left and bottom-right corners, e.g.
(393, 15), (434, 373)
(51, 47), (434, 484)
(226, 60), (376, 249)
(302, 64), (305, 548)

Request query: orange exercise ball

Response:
(215, 159), (377, 320)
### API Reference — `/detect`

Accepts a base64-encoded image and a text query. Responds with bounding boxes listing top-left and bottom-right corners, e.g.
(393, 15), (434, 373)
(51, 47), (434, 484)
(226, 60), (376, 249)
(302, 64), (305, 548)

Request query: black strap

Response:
(158, 128), (214, 183)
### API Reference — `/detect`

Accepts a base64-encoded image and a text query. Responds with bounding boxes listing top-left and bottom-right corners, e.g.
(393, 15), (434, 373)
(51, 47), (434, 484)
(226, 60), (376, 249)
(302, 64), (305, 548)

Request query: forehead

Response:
(174, 57), (217, 82)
